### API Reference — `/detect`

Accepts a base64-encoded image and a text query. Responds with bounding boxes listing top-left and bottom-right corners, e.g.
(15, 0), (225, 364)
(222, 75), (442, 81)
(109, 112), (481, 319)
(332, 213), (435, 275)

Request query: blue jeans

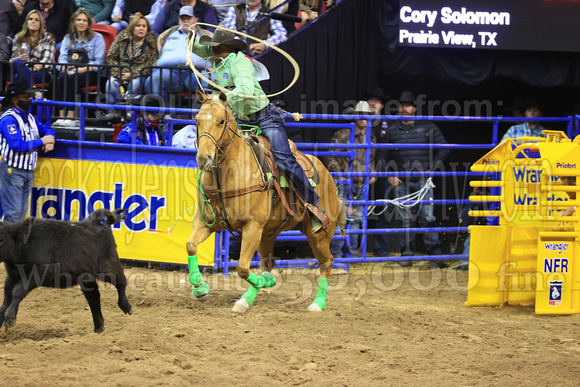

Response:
(393, 179), (441, 256)
(244, 104), (320, 206)
(112, 20), (129, 32)
(106, 76), (145, 104)
(145, 68), (200, 103)
(373, 177), (391, 255)
(0, 160), (35, 222)
(12, 58), (51, 87)
(330, 184), (362, 258)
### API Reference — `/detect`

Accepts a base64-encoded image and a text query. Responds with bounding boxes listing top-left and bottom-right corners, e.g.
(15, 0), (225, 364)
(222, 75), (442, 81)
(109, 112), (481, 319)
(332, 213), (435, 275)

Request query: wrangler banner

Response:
(31, 157), (215, 266)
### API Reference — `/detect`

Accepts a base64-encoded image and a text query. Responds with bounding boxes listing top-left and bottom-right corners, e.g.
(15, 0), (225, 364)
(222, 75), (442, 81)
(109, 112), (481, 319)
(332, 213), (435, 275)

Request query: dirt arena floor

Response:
(1, 262), (579, 386)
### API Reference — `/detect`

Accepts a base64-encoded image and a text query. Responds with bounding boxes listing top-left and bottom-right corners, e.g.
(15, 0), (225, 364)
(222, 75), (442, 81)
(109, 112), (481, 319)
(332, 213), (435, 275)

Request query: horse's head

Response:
(195, 90), (237, 170)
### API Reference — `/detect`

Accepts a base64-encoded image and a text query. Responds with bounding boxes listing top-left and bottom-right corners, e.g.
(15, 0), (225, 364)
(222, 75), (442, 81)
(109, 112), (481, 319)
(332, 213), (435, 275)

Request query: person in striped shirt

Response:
(0, 81), (55, 222)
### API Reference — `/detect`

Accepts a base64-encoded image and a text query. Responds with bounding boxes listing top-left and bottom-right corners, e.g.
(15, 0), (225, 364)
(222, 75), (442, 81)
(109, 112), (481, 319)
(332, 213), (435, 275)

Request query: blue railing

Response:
(28, 99), (576, 272)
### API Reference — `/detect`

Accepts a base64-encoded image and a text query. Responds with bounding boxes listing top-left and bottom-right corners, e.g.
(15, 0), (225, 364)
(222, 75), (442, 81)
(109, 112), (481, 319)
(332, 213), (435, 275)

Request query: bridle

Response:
(197, 101), (240, 169)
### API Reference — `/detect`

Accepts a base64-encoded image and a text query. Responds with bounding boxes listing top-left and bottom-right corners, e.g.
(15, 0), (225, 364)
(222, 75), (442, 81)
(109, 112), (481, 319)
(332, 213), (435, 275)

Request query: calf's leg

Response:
(81, 281), (105, 333)
(0, 276), (17, 329)
(4, 280), (35, 330)
(103, 258), (132, 314)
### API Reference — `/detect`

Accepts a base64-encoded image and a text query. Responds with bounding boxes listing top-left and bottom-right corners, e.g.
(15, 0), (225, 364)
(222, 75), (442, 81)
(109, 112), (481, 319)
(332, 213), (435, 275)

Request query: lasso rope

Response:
(367, 177), (436, 216)
(195, 169), (217, 227)
(148, 205), (197, 234)
(186, 22), (300, 99)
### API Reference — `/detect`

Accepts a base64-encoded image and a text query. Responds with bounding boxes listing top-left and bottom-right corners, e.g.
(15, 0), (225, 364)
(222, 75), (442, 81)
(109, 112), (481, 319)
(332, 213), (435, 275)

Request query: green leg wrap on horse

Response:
(312, 277), (329, 310)
(241, 286), (259, 306)
(188, 255), (203, 285)
(246, 272), (277, 289)
(188, 255), (210, 297)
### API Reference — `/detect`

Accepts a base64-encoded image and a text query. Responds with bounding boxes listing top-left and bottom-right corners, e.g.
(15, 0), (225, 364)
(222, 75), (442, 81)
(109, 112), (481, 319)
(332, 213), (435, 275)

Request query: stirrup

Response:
(306, 204), (329, 233)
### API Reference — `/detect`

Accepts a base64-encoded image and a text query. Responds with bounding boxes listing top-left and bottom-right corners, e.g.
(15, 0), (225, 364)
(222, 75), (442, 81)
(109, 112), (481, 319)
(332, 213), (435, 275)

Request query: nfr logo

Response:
(30, 183), (166, 232)
(549, 281), (562, 307)
(543, 258), (569, 273)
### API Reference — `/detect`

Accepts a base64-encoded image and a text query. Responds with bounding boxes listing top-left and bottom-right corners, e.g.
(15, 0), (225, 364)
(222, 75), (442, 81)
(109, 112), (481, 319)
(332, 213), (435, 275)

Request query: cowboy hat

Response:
(0, 81), (34, 107)
(199, 29), (248, 52)
(352, 100), (372, 115)
(363, 87), (388, 103)
(398, 91), (416, 105)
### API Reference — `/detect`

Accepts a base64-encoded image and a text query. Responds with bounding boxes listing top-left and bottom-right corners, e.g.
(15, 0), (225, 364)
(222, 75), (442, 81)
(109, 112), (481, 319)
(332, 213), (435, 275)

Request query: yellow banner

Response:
(30, 158), (215, 266)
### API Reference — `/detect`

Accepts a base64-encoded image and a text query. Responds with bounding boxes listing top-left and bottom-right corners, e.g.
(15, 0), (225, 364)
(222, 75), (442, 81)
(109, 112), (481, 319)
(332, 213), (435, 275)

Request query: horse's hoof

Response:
(232, 298), (250, 314)
(193, 283), (210, 300)
(94, 326), (105, 334)
(307, 303), (322, 312)
(262, 272), (277, 288)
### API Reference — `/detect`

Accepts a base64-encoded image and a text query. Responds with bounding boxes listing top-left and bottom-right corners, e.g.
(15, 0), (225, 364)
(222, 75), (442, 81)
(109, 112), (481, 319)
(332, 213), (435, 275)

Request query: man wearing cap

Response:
(0, 81), (56, 222)
(501, 100), (546, 141)
(376, 91), (449, 262)
(116, 96), (166, 145)
(153, 0), (217, 36)
(190, 28), (330, 233)
(324, 101), (376, 257)
(145, 5), (203, 103)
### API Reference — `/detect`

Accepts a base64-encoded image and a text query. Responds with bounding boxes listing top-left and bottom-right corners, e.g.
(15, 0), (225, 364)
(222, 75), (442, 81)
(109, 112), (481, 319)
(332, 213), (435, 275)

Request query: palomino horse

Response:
(186, 91), (343, 313)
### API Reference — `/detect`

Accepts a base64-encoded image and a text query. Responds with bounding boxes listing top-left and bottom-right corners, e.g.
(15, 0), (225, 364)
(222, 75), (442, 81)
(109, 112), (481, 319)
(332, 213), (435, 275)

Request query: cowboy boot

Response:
(306, 203), (330, 233)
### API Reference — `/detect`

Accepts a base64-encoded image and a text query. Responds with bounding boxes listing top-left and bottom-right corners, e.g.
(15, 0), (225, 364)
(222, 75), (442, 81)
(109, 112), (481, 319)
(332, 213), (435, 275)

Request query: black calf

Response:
(0, 208), (132, 333)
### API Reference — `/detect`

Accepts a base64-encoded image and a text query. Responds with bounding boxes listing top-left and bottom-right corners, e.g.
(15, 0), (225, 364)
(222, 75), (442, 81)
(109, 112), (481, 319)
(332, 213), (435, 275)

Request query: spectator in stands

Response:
(19, 0), (71, 45)
(502, 99), (546, 141)
(364, 86), (389, 136)
(324, 100), (376, 258)
(116, 96), (165, 145)
(376, 91), (449, 262)
(74, 0), (115, 25)
(0, 0), (12, 61)
(53, 8), (105, 127)
(106, 15), (159, 103)
(10, 10), (56, 89)
(110, 0), (165, 33)
(222, 0), (287, 56)
(144, 6), (202, 104)
(8, 0), (31, 36)
(0, 81), (56, 222)
(152, 0), (217, 36)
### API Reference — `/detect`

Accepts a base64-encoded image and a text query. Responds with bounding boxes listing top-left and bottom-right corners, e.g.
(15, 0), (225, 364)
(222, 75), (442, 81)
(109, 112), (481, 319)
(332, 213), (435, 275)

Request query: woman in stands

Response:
(106, 15), (159, 104)
(53, 9), (105, 127)
(10, 9), (56, 90)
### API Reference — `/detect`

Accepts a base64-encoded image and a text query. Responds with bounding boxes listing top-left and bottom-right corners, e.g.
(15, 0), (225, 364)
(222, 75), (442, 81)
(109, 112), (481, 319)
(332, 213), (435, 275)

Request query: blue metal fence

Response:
(28, 99), (576, 271)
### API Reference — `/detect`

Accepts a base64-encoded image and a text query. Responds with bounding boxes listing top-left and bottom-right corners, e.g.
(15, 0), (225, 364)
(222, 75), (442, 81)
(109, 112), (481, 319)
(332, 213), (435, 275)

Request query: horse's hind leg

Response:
(232, 221), (275, 314)
(186, 218), (213, 301)
(305, 231), (335, 312)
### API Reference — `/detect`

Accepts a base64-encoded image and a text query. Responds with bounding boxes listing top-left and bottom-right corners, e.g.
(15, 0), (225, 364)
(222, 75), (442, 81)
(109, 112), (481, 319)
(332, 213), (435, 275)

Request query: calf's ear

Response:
(21, 217), (35, 244)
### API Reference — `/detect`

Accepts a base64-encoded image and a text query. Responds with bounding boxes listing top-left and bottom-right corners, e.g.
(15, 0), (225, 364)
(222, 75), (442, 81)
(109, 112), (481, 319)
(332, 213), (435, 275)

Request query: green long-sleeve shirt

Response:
(191, 37), (269, 116)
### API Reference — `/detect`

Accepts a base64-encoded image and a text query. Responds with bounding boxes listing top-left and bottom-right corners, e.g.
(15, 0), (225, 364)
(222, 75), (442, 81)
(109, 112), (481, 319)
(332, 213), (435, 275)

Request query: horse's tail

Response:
(337, 198), (346, 237)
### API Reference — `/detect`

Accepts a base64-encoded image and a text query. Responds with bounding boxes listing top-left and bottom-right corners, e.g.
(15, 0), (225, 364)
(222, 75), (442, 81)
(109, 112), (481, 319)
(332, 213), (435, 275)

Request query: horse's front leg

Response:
(186, 217), (214, 301)
(232, 220), (276, 314)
